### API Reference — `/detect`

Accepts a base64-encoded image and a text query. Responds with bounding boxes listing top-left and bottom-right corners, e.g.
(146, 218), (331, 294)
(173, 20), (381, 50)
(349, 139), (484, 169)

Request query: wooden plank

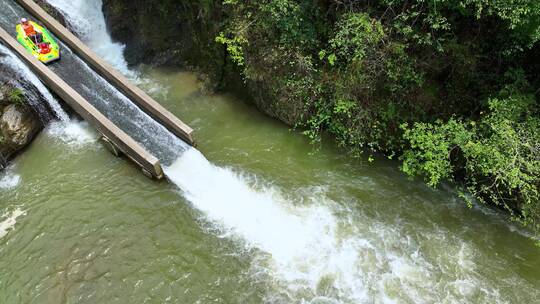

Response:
(16, 0), (194, 145)
(0, 26), (164, 179)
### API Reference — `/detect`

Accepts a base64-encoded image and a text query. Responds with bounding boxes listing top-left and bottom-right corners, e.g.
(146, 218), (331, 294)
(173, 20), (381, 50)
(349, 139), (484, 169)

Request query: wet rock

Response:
(1, 104), (40, 150)
(0, 63), (46, 169)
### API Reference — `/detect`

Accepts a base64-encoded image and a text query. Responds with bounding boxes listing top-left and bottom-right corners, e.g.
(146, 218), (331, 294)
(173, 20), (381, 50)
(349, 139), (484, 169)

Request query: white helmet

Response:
(20, 18), (28, 23)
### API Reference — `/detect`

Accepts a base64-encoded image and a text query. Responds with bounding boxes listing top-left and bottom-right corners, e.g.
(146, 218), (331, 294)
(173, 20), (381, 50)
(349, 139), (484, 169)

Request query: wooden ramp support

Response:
(0, 26), (164, 179)
(16, 0), (194, 145)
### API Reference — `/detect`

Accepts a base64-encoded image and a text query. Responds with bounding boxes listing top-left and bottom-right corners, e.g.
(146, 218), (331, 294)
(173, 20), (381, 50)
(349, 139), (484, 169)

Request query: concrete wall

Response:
(0, 26), (164, 179)
(16, 0), (194, 145)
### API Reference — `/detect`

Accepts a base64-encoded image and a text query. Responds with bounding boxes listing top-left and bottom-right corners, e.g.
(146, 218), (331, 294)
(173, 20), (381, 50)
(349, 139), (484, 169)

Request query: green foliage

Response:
(325, 13), (385, 64)
(258, 0), (314, 46)
(215, 33), (248, 66)
(402, 83), (540, 230)
(305, 12), (423, 156)
(9, 88), (25, 106)
(377, 0), (540, 53)
(463, 0), (540, 47)
(402, 119), (471, 187)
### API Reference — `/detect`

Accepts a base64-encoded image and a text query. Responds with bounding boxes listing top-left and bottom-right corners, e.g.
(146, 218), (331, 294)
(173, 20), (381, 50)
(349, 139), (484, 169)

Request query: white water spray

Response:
(165, 149), (372, 301)
(0, 165), (20, 190)
(46, 120), (97, 147)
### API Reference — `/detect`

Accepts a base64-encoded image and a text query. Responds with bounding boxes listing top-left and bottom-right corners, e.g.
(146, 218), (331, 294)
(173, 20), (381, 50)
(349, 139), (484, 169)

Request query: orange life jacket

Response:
(22, 23), (36, 36)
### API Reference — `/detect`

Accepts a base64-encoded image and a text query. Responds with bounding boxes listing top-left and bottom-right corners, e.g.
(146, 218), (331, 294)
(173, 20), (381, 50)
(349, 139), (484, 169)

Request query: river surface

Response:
(1, 1), (540, 303)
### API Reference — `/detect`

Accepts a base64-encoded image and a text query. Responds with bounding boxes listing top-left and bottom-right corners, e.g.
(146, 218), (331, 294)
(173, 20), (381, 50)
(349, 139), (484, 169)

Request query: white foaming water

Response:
(46, 120), (97, 147)
(0, 168), (20, 190)
(165, 149), (517, 303)
(165, 149), (364, 300)
(0, 208), (26, 239)
(0, 44), (69, 122)
(167, 148), (337, 262)
(46, 0), (135, 78)
(165, 150), (343, 297)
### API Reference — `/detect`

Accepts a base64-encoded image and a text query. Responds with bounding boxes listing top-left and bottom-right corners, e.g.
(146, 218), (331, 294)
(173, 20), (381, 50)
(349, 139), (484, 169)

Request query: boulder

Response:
(1, 104), (40, 150)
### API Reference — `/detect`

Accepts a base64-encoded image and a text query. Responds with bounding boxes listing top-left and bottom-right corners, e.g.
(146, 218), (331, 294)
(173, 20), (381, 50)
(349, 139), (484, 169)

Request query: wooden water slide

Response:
(0, 0), (195, 179)
(15, 0), (194, 145)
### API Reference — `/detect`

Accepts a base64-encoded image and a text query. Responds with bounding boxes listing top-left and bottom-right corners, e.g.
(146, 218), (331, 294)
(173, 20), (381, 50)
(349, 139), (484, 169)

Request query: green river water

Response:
(0, 69), (539, 303)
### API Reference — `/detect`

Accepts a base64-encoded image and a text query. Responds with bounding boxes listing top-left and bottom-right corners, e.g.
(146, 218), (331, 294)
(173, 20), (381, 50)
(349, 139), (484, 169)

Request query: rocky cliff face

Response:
(102, 0), (226, 84)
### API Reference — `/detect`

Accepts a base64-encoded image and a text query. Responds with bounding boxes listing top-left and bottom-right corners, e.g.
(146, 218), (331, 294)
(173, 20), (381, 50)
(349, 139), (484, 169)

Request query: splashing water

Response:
(0, 166), (20, 190)
(164, 149), (516, 303)
(46, 120), (97, 147)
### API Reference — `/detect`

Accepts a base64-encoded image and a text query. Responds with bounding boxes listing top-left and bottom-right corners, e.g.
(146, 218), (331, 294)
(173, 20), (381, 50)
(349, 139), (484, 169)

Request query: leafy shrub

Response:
(402, 84), (540, 230)
(9, 88), (25, 106)
(216, 33), (248, 66)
